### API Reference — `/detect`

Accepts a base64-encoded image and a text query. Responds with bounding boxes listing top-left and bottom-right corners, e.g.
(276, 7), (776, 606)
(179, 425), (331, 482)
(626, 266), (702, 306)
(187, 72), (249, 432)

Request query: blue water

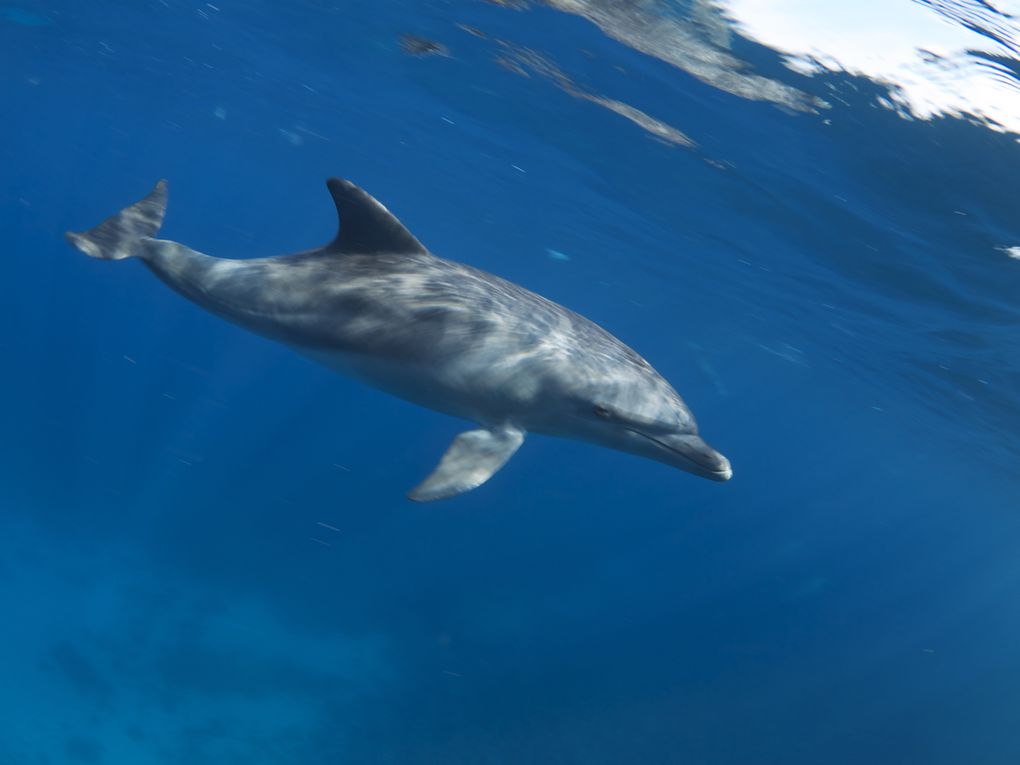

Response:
(3, 1), (1020, 762)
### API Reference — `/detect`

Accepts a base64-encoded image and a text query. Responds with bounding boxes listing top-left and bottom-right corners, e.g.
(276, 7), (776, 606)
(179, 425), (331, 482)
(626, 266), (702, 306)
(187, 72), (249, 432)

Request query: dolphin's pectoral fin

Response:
(325, 178), (428, 256)
(408, 425), (526, 502)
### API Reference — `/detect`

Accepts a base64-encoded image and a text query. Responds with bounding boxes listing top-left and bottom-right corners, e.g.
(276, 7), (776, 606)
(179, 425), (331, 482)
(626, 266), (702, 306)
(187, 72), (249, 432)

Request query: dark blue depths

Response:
(1, 1), (1019, 763)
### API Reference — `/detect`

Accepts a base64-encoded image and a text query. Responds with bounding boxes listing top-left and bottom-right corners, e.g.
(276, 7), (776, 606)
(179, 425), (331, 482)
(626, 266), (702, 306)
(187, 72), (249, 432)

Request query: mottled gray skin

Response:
(67, 178), (731, 500)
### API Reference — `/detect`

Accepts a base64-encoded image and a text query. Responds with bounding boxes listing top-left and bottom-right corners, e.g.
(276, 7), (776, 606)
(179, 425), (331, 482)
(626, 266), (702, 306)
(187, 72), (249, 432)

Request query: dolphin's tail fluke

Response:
(66, 180), (167, 260)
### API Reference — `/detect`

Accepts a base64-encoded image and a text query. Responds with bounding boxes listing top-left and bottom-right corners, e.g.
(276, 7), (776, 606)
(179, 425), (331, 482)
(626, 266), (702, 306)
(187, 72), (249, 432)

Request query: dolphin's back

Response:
(285, 250), (652, 375)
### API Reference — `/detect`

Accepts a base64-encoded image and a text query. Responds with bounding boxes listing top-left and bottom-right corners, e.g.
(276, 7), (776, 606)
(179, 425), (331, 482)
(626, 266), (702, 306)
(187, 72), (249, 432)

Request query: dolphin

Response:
(66, 178), (732, 501)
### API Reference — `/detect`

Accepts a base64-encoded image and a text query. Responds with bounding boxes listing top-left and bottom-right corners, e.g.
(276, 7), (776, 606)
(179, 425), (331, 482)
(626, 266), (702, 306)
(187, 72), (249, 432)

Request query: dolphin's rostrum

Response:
(67, 178), (732, 501)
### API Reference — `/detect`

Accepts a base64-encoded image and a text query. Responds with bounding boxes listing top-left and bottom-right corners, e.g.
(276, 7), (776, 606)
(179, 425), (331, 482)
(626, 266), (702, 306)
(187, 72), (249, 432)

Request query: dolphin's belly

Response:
(299, 330), (561, 427)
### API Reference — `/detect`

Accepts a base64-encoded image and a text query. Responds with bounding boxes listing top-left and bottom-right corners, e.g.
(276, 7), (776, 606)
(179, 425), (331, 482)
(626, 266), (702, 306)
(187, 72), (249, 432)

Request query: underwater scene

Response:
(2, 1), (1020, 762)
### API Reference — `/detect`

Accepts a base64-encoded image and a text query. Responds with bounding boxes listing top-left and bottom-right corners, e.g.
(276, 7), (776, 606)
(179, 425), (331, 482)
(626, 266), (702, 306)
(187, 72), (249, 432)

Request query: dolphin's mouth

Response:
(629, 430), (733, 481)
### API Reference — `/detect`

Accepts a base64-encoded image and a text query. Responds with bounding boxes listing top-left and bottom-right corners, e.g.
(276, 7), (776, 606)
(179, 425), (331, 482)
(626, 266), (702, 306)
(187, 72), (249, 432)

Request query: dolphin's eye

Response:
(593, 403), (613, 419)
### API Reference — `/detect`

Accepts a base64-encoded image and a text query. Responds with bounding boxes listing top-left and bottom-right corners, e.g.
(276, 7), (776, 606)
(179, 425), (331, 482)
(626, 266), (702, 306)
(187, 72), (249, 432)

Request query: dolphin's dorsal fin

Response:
(325, 178), (427, 255)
